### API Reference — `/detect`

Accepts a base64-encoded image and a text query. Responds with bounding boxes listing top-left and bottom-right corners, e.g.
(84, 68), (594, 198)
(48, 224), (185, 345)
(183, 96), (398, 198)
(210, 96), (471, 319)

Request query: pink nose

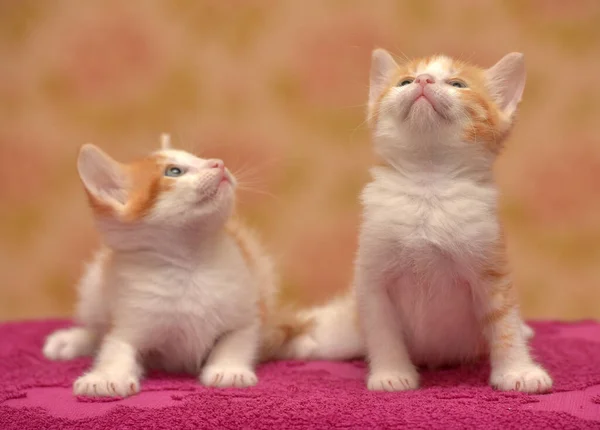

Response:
(208, 159), (225, 170)
(415, 74), (435, 86)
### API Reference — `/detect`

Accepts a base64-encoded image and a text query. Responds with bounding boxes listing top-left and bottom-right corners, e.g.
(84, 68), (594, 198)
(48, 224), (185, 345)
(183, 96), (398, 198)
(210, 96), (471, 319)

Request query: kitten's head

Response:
(368, 49), (526, 162)
(77, 135), (237, 240)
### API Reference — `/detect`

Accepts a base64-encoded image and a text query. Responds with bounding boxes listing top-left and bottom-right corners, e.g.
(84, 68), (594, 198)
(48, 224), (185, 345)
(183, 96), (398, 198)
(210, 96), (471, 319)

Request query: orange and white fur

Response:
(43, 135), (278, 396)
(279, 50), (552, 394)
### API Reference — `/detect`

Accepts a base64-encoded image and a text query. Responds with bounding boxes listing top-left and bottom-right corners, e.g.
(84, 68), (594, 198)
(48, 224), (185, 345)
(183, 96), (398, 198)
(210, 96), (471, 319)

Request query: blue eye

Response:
(449, 80), (467, 88)
(398, 78), (414, 87)
(165, 166), (184, 177)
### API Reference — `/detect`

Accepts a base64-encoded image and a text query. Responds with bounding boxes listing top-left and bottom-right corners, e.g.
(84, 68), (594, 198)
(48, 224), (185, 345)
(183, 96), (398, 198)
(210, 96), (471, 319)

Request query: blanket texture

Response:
(0, 320), (599, 429)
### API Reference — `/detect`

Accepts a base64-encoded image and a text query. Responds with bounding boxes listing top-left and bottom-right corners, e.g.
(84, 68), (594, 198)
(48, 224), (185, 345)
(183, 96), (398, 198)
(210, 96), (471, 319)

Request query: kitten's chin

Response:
(196, 180), (234, 205)
(407, 97), (449, 124)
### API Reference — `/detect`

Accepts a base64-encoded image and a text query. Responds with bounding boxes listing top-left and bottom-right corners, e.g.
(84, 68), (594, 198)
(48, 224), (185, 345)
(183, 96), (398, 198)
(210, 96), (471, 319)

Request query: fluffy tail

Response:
(259, 307), (314, 361)
(261, 293), (365, 361)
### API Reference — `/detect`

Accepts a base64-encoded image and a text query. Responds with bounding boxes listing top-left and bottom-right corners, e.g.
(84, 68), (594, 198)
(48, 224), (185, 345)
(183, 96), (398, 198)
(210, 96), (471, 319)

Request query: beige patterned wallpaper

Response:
(1, 1), (600, 320)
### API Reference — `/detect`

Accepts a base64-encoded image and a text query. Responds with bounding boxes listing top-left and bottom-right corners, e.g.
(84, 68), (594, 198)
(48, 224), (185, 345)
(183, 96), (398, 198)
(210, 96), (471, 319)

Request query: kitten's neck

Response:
(98, 219), (228, 266)
(374, 132), (497, 184)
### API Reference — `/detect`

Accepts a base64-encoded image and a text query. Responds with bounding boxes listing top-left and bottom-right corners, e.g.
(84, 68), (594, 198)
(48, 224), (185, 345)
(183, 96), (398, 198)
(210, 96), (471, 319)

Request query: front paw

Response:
(367, 368), (420, 392)
(43, 328), (91, 361)
(201, 366), (258, 388)
(490, 364), (552, 394)
(74, 371), (140, 397)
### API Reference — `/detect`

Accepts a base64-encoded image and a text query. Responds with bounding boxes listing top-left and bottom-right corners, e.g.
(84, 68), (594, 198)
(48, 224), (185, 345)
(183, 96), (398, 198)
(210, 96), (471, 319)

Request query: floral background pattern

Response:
(1, 0), (600, 320)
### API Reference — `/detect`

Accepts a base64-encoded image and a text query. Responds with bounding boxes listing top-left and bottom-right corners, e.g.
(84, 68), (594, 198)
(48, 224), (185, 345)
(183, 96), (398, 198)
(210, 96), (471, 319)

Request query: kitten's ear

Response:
(160, 133), (171, 150)
(369, 48), (399, 106)
(485, 52), (526, 118)
(77, 144), (128, 208)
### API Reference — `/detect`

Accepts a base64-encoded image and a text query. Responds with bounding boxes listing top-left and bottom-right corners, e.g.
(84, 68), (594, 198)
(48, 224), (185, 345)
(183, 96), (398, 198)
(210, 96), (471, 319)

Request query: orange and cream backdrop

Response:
(1, 1), (600, 320)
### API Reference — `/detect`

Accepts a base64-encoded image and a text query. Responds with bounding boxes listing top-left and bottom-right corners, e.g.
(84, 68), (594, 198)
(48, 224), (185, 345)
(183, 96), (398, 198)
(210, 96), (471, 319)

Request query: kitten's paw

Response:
(367, 369), (420, 392)
(74, 371), (140, 397)
(201, 366), (258, 388)
(43, 328), (94, 361)
(491, 364), (552, 394)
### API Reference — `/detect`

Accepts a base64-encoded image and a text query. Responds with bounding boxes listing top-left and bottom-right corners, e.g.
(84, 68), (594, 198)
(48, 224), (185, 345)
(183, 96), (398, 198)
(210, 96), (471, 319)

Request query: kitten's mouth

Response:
(412, 92), (436, 110)
(224, 167), (235, 182)
(416, 94), (430, 103)
(409, 90), (448, 120)
(197, 178), (233, 204)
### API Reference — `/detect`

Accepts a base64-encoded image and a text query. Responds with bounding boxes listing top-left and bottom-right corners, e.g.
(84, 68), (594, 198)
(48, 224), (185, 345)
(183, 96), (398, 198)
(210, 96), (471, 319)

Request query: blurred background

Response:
(1, 0), (599, 321)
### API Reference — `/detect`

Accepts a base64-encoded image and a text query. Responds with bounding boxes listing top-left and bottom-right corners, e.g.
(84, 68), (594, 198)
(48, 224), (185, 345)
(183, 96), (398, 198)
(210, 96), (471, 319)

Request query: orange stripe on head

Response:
(456, 70), (503, 151)
(122, 155), (168, 222)
(451, 56), (524, 152)
(85, 189), (118, 218)
(77, 143), (176, 223)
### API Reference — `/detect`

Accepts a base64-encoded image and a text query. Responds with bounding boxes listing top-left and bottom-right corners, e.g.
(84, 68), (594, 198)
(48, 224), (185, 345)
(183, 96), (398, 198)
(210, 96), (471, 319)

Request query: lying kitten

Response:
(43, 135), (279, 396)
(278, 50), (552, 394)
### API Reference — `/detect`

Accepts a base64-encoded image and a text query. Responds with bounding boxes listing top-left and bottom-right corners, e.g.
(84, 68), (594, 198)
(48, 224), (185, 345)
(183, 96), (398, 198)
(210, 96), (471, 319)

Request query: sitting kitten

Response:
(43, 135), (279, 396)
(277, 50), (552, 394)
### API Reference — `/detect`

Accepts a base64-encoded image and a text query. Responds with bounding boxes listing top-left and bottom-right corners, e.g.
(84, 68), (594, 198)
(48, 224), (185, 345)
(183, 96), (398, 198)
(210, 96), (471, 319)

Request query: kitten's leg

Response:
(43, 327), (99, 361)
(201, 323), (259, 388)
(43, 248), (110, 361)
(356, 265), (419, 391)
(482, 277), (552, 393)
(73, 334), (143, 397)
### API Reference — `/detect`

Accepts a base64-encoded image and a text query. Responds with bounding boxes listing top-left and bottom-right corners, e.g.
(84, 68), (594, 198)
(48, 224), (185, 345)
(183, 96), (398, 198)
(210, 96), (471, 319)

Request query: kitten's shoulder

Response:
(86, 245), (114, 272)
(224, 217), (277, 311)
(360, 166), (412, 206)
(224, 218), (266, 271)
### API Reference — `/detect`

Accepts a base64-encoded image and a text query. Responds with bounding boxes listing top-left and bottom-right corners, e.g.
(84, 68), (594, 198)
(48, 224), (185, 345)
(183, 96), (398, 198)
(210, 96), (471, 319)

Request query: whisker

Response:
(347, 101), (397, 143)
(231, 155), (282, 180)
(391, 45), (412, 64)
(331, 101), (371, 110)
(236, 186), (278, 200)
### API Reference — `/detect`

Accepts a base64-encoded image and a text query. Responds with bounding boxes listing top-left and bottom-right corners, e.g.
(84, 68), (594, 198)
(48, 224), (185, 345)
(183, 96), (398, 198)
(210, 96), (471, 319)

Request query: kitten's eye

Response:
(165, 166), (185, 177)
(398, 78), (414, 87)
(449, 80), (467, 88)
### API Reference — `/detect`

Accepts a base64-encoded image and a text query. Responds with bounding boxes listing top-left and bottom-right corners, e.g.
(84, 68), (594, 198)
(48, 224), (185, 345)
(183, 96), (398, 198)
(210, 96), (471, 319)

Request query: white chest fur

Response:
(108, 239), (257, 372)
(358, 167), (500, 365)
(362, 167), (499, 264)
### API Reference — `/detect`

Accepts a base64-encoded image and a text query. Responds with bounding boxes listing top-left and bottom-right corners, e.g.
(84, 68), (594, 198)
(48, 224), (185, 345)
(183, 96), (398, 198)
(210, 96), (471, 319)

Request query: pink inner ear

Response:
(485, 53), (526, 117)
(77, 144), (128, 205)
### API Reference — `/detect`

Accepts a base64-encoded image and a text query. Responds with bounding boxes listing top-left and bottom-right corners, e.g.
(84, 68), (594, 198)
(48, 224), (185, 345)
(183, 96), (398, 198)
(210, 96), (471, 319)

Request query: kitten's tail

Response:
(259, 307), (313, 361)
(261, 293), (365, 361)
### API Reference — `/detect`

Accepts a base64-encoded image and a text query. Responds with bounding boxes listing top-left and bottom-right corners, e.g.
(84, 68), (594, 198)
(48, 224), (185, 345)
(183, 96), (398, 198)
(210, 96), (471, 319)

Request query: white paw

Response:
(201, 366), (258, 388)
(43, 328), (92, 361)
(74, 371), (140, 397)
(491, 364), (552, 393)
(367, 369), (420, 392)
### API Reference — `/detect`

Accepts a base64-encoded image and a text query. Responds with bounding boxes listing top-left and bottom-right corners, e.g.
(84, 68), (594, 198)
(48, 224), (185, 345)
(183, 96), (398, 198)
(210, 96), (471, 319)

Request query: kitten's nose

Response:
(208, 159), (225, 170)
(415, 74), (435, 86)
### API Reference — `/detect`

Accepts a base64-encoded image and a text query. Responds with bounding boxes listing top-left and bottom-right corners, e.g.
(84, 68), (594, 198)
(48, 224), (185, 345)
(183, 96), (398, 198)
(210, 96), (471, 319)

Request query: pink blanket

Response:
(1, 320), (599, 429)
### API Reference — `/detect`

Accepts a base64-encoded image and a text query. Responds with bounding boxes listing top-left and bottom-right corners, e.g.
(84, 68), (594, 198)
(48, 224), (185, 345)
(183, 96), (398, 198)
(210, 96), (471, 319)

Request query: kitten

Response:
(43, 135), (280, 396)
(277, 50), (552, 394)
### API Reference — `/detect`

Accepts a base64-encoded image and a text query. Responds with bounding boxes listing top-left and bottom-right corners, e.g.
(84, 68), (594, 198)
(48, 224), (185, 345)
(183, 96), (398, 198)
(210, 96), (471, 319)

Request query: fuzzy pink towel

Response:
(1, 320), (599, 429)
